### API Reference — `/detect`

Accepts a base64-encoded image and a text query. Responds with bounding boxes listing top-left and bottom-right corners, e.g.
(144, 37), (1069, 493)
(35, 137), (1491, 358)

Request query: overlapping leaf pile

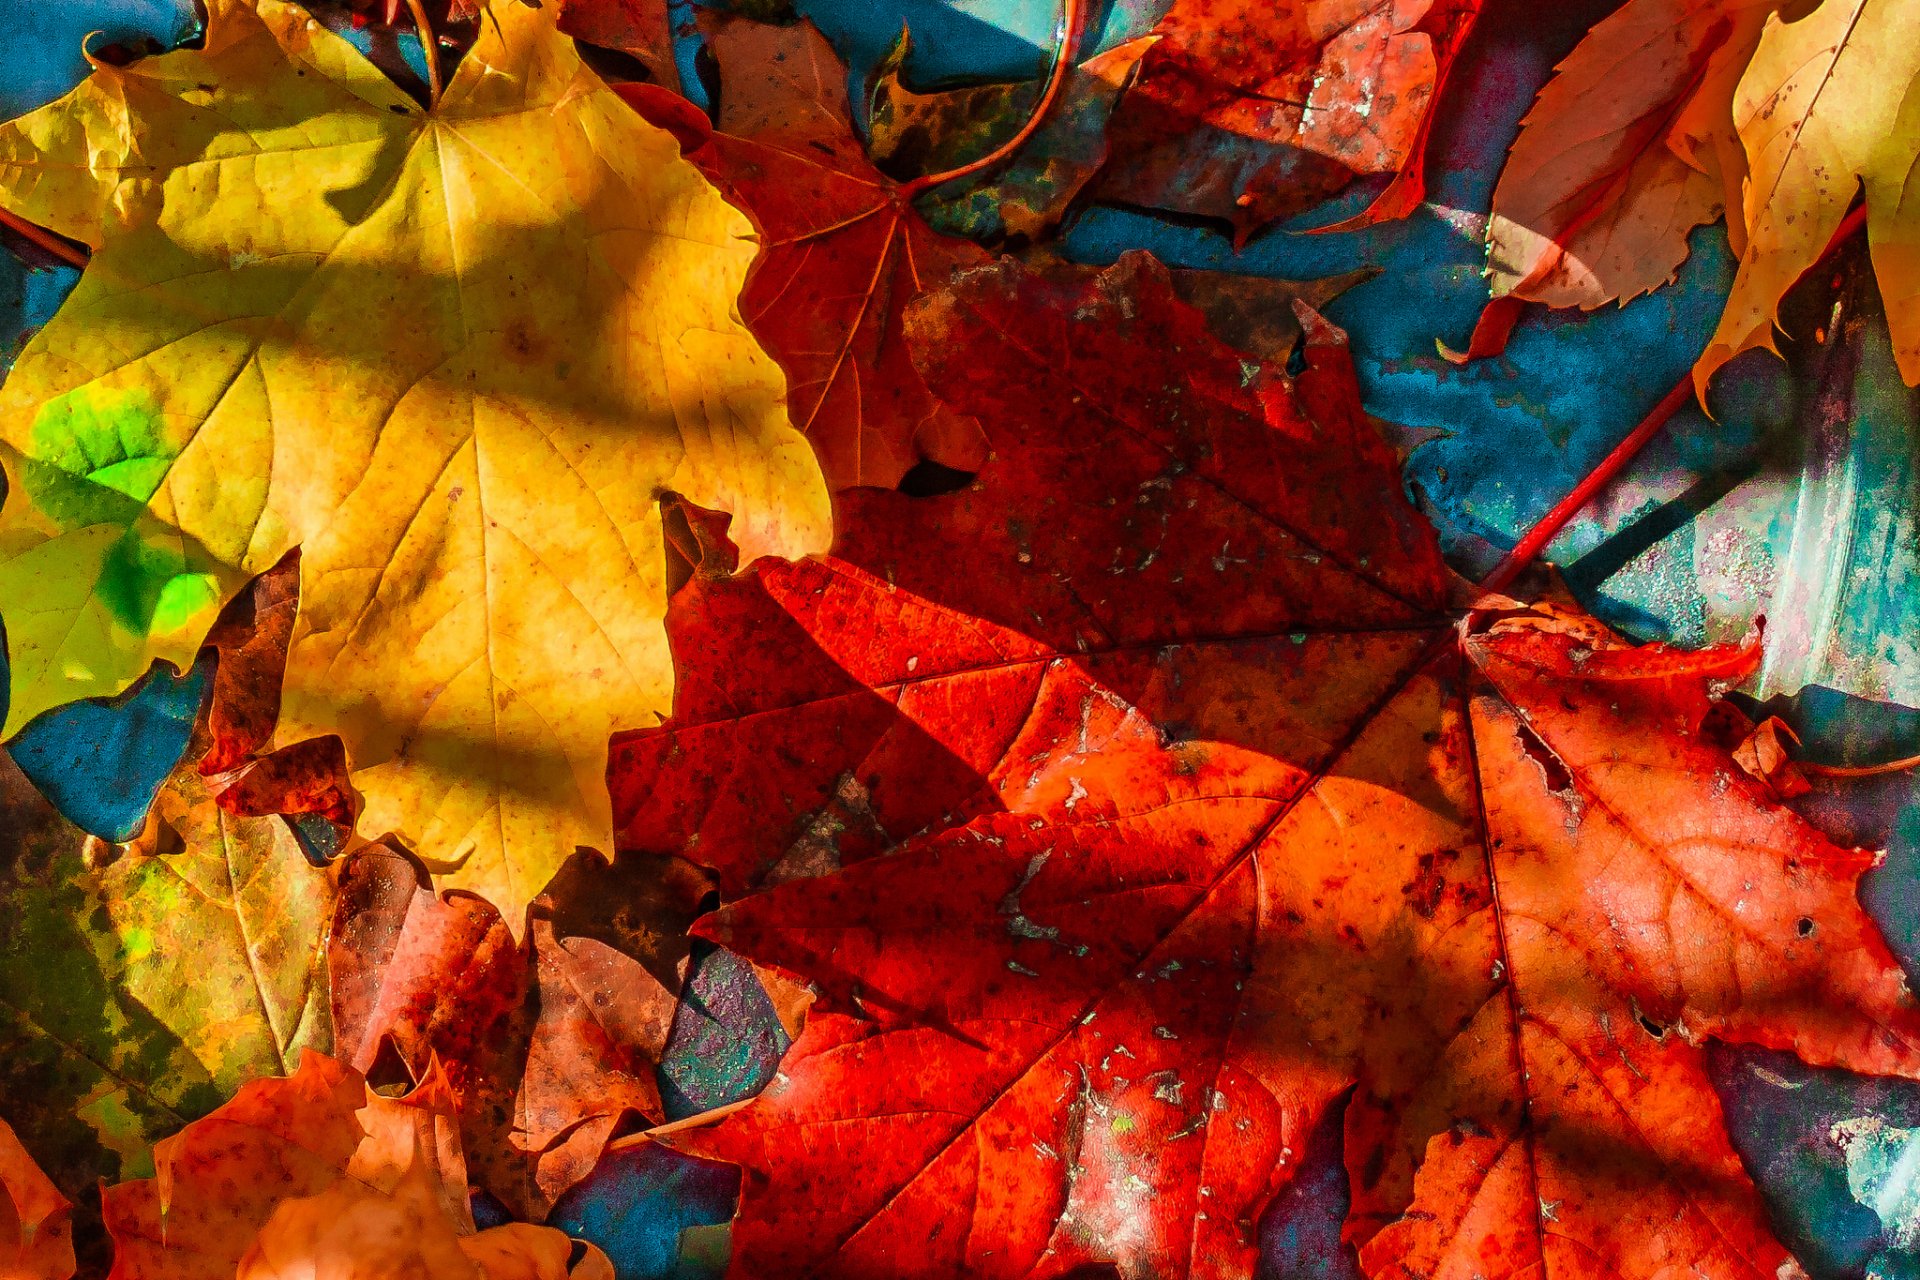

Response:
(614, 251), (1920, 1279)
(2, 0), (1918, 1277)
(1474, 0), (1920, 389)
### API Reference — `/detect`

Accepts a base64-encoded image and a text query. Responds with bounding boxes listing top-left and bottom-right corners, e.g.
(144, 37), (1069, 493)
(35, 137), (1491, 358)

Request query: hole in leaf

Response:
(1636, 1012), (1665, 1039)
(1798, 916), (1815, 938)
(1286, 332), (1309, 377)
(365, 1036), (418, 1095)
(1511, 718), (1573, 794)
(897, 460), (977, 497)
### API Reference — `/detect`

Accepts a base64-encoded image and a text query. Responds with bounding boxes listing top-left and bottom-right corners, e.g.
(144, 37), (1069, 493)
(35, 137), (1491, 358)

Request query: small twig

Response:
(1477, 201), (1872, 596)
(403, 0), (443, 109)
(897, 0), (1085, 200)
(0, 206), (88, 269)
(604, 1097), (757, 1154)
(1797, 752), (1920, 779)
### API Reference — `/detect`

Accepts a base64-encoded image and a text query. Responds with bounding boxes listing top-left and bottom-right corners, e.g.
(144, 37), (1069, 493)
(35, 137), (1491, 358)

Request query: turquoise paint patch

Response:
(0, 0), (197, 118)
(5, 652), (210, 840)
(548, 1142), (738, 1280)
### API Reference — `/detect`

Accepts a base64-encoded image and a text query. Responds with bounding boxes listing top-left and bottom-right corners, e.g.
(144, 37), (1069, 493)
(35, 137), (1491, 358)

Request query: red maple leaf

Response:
(1098, 0), (1481, 240)
(623, 16), (991, 491)
(609, 252), (1920, 1278)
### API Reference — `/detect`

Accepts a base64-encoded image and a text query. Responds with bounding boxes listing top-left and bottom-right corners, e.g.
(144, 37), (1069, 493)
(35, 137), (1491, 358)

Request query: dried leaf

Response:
(1698, 0), (1920, 388)
(102, 1052), (607, 1279)
(0, 751), (333, 1206)
(1484, 0), (1781, 316)
(652, 15), (991, 490)
(328, 844), (710, 1217)
(0, 1119), (74, 1280)
(0, 0), (832, 931)
(1099, 0), (1480, 240)
(615, 254), (1920, 1279)
(866, 31), (1158, 242)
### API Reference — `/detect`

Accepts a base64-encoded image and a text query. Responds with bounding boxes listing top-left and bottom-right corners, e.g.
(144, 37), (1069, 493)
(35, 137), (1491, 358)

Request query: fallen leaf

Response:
(0, 0), (832, 932)
(1478, 0), (1781, 339)
(102, 1051), (608, 1279)
(613, 253), (1920, 1278)
(1698, 0), (1920, 389)
(198, 552), (300, 778)
(556, 0), (678, 90)
(236, 1160), (613, 1280)
(1098, 0), (1480, 240)
(0, 1119), (74, 1280)
(866, 30), (1158, 243)
(0, 750), (333, 1206)
(610, 252), (1447, 896)
(192, 551), (355, 823)
(644, 14), (991, 490)
(1168, 265), (1381, 361)
(328, 843), (711, 1217)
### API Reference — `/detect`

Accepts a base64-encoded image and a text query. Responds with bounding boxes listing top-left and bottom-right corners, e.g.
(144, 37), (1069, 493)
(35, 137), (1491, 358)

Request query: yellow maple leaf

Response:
(0, 0), (832, 928)
(1698, 0), (1920, 388)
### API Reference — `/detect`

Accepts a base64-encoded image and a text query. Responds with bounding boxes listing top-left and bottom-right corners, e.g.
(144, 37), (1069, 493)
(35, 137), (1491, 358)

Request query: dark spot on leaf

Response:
(897, 460), (977, 497)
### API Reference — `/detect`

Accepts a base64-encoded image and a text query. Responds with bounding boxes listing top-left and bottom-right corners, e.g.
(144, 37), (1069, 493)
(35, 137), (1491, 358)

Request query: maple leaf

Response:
(611, 253), (1920, 1279)
(1097, 0), (1480, 241)
(1465, 0), (1783, 359)
(0, 749), (334, 1204)
(555, 0), (678, 91)
(865, 30), (1159, 244)
(101, 1050), (612, 1279)
(328, 842), (712, 1217)
(0, 1119), (73, 1280)
(1697, 0), (1920, 389)
(632, 14), (991, 491)
(0, 0), (831, 931)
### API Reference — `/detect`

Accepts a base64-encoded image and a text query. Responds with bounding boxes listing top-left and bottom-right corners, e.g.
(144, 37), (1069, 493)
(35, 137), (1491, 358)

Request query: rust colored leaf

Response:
(1168, 265), (1381, 360)
(102, 1052), (607, 1280)
(1468, 0), (1781, 358)
(190, 554), (359, 829)
(0, 1119), (73, 1280)
(199, 553), (301, 778)
(612, 253), (1920, 1279)
(557, 0), (678, 89)
(648, 15), (992, 490)
(1098, 0), (1480, 241)
(611, 252), (1448, 896)
(328, 845), (711, 1218)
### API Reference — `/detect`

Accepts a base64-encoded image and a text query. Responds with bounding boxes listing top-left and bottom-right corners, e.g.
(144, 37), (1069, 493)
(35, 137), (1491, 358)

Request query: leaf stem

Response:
(0, 206), (87, 269)
(1798, 751), (1920, 778)
(896, 0), (1085, 200)
(404, 0), (443, 109)
(1478, 201), (1871, 596)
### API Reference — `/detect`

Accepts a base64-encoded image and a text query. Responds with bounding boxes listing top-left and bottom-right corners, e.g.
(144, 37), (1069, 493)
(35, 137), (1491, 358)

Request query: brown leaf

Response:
(327, 845), (711, 1218)
(0, 1119), (73, 1280)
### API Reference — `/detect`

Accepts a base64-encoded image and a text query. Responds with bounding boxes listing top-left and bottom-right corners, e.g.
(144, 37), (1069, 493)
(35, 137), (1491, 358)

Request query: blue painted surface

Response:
(548, 1141), (739, 1280)
(0, 0), (197, 119)
(3, 652), (210, 840)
